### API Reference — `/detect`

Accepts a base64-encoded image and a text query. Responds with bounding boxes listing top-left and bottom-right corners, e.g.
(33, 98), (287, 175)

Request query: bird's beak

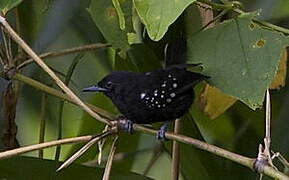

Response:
(82, 85), (108, 92)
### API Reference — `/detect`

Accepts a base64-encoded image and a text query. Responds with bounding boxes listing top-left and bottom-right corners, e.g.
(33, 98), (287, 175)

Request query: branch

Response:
(234, 9), (289, 35)
(133, 124), (289, 180)
(56, 130), (114, 172)
(196, 0), (289, 35)
(102, 136), (118, 180)
(0, 16), (110, 125)
(0, 135), (95, 159)
(0, 122), (288, 179)
(17, 43), (110, 69)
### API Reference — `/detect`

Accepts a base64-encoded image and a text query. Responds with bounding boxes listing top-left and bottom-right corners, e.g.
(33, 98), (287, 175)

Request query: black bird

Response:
(83, 64), (209, 139)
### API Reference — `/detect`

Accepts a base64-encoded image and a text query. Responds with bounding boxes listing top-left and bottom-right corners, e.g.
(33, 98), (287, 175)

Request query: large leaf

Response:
(88, 0), (130, 52)
(188, 13), (287, 109)
(0, 156), (152, 180)
(0, 0), (22, 15)
(127, 44), (162, 72)
(133, 0), (196, 41)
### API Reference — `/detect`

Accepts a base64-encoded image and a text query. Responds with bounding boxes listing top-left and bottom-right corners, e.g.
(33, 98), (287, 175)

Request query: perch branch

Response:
(0, 123), (288, 179)
(134, 124), (289, 180)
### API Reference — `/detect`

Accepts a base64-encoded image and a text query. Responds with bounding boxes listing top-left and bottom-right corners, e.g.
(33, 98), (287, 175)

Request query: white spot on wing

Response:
(140, 93), (146, 99)
(170, 93), (176, 98)
(173, 83), (177, 88)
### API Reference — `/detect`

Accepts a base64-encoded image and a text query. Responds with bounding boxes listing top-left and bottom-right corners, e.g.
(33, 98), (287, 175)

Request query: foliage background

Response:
(0, 0), (289, 179)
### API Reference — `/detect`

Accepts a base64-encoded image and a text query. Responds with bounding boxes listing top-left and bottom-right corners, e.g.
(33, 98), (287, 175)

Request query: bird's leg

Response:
(156, 121), (169, 140)
(115, 116), (134, 134)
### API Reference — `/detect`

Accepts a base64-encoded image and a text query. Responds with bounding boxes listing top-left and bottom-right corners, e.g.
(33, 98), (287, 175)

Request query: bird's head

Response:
(82, 71), (139, 98)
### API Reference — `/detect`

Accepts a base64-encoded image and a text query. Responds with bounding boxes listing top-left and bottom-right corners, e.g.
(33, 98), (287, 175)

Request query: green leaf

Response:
(188, 13), (287, 109)
(0, 156), (152, 180)
(128, 44), (162, 72)
(0, 0), (22, 15)
(18, 0), (52, 43)
(133, 0), (196, 41)
(88, 0), (130, 52)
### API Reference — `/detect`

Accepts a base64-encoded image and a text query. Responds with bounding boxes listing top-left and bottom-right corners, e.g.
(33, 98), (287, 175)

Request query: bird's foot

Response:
(156, 122), (169, 140)
(115, 116), (134, 134)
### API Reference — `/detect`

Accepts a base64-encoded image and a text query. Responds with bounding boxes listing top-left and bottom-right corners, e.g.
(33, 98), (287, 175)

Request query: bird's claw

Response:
(117, 118), (134, 134)
(156, 123), (168, 140)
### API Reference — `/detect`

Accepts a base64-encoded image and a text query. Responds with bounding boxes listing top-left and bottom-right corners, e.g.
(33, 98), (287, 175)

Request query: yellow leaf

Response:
(199, 85), (236, 119)
(270, 50), (287, 89)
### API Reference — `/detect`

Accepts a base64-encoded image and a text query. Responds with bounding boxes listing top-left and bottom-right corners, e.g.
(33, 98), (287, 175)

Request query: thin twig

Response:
(197, 0), (289, 35)
(254, 90), (274, 174)
(171, 119), (181, 180)
(17, 43), (110, 69)
(234, 9), (289, 35)
(0, 135), (97, 160)
(102, 136), (118, 180)
(56, 130), (114, 172)
(0, 16), (110, 125)
(264, 90), (273, 165)
(272, 152), (289, 170)
(1, 27), (10, 63)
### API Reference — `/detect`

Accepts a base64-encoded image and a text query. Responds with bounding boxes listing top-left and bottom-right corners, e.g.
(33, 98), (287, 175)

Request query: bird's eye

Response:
(106, 81), (113, 89)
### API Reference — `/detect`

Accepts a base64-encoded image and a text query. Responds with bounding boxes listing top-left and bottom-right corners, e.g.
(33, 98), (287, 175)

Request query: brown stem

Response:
(17, 43), (110, 69)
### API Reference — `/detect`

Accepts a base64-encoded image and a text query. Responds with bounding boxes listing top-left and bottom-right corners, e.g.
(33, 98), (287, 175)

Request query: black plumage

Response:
(83, 64), (208, 125)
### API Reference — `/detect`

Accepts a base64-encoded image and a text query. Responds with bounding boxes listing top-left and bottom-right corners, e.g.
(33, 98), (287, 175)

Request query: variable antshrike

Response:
(83, 64), (209, 138)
